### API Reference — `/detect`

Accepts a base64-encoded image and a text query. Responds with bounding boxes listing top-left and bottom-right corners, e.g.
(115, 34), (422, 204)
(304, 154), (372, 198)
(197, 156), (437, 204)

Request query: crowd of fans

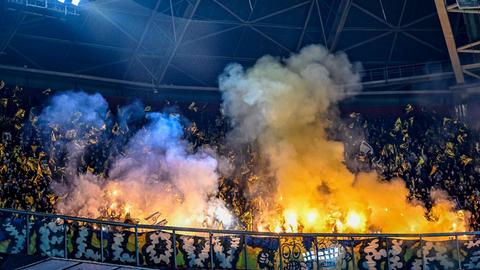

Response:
(0, 82), (56, 212)
(1, 80), (480, 230)
(0, 81), (226, 215)
(339, 106), (480, 228)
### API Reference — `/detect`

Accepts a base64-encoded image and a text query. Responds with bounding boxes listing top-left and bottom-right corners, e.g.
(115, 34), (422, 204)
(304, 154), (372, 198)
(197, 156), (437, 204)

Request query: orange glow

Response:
(345, 211), (366, 231)
(306, 210), (318, 224)
(124, 204), (131, 215)
(97, 170), (468, 233)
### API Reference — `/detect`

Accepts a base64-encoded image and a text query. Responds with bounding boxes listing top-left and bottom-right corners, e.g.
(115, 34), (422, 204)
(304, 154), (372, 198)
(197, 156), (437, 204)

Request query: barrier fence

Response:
(1, 207), (480, 269)
(359, 61), (453, 83)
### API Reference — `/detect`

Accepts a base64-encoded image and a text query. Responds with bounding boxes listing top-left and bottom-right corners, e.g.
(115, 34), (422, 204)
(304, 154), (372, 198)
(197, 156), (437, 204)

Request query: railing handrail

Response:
(360, 60), (453, 83)
(0, 207), (477, 238)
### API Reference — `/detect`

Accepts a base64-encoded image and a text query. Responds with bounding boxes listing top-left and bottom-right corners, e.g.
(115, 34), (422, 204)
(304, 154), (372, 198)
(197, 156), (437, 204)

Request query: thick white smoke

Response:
(39, 92), (232, 228)
(220, 45), (361, 143)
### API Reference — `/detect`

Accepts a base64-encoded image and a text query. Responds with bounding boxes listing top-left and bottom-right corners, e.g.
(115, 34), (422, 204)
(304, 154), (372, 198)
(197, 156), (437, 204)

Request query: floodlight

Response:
(72, 0), (80, 6)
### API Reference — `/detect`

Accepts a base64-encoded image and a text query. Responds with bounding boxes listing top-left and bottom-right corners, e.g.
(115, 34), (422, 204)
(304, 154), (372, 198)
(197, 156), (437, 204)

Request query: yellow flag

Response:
(0, 164), (7, 173)
(417, 156), (425, 168)
(47, 194), (56, 205)
(394, 117), (402, 132)
(405, 104), (413, 113)
(443, 117), (451, 126)
(445, 142), (455, 158)
(36, 163), (43, 176)
(15, 108), (25, 119)
(461, 155), (473, 166)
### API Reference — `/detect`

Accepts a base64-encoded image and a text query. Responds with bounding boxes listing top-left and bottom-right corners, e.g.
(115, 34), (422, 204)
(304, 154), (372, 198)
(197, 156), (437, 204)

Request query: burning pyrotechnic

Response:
(40, 93), (233, 229)
(219, 44), (469, 233)
(345, 211), (366, 231)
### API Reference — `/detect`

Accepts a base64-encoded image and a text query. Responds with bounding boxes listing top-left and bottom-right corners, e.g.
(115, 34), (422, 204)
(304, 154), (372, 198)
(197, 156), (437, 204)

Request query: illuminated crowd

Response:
(0, 83), (54, 212)
(339, 106), (480, 229)
(1, 80), (480, 230)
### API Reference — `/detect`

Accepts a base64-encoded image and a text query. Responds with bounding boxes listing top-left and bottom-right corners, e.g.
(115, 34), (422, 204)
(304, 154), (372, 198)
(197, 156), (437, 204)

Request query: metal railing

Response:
(360, 61), (453, 83)
(0, 207), (478, 269)
(6, 0), (80, 15)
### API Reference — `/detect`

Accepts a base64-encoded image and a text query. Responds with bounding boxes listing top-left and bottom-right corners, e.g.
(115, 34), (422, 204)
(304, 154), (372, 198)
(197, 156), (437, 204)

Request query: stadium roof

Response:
(0, 0), (470, 93)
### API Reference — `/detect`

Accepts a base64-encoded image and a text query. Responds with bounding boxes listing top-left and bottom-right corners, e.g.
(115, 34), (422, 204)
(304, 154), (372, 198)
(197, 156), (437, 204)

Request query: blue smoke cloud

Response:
(37, 91), (232, 228)
(39, 91), (108, 136)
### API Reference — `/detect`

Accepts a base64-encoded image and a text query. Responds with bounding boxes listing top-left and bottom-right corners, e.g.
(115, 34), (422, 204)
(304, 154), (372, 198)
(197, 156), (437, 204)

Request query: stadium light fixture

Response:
(72, 0), (81, 6)
(58, 0), (65, 3)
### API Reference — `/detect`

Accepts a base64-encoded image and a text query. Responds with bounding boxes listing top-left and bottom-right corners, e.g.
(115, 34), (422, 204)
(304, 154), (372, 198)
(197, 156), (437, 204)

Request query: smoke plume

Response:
(39, 92), (232, 228)
(219, 44), (466, 233)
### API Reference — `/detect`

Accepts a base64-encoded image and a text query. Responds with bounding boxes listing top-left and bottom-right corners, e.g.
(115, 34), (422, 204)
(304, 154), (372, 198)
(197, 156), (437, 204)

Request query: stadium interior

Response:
(2, 0), (480, 269)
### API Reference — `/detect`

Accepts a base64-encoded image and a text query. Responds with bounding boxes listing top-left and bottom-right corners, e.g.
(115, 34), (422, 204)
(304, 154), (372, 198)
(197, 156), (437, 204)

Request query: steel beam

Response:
(401, 32), (445, 54)
(434, 0), (465, 84)
(343, 27), (441, 32)
(315, 0), (328, 47)
(351, 2), (395, 28)
(123, 0), (163, 79)
(249, 25), (292, 53)
(12, 33), (258, 62)
(0, 61), (455, 94)
(169, 63), (210, 86)
(447, 7), (480, 14)
(464, 69), (480, 80)
(91, 6), (142, 46)
(462, 63), (480, 70)
(250, 0), (310, 23)
(232, 0), (257, 57)
(8, 45), (43, 69)
(0, 13), (26, 54)
(90, 6), (301, 29)
(73, 59), (130, 74)
(388, 0), (406, 64)
(180, 24), (243, 47)
(342, 31), (393, 52)
(296, 0), (315, 51)
(458, 40), (480, 52)
(170, 0), (177, 42)
(0, 64), (217, 91)
(212, 0), (245, 23)
(155, 0), (202, 84)
(327, 0), (352, 51)
(401, 12), (437, 28)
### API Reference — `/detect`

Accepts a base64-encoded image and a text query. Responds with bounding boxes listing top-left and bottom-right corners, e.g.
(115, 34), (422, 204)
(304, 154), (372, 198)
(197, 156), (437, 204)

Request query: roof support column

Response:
(434, 0), (465, 84)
